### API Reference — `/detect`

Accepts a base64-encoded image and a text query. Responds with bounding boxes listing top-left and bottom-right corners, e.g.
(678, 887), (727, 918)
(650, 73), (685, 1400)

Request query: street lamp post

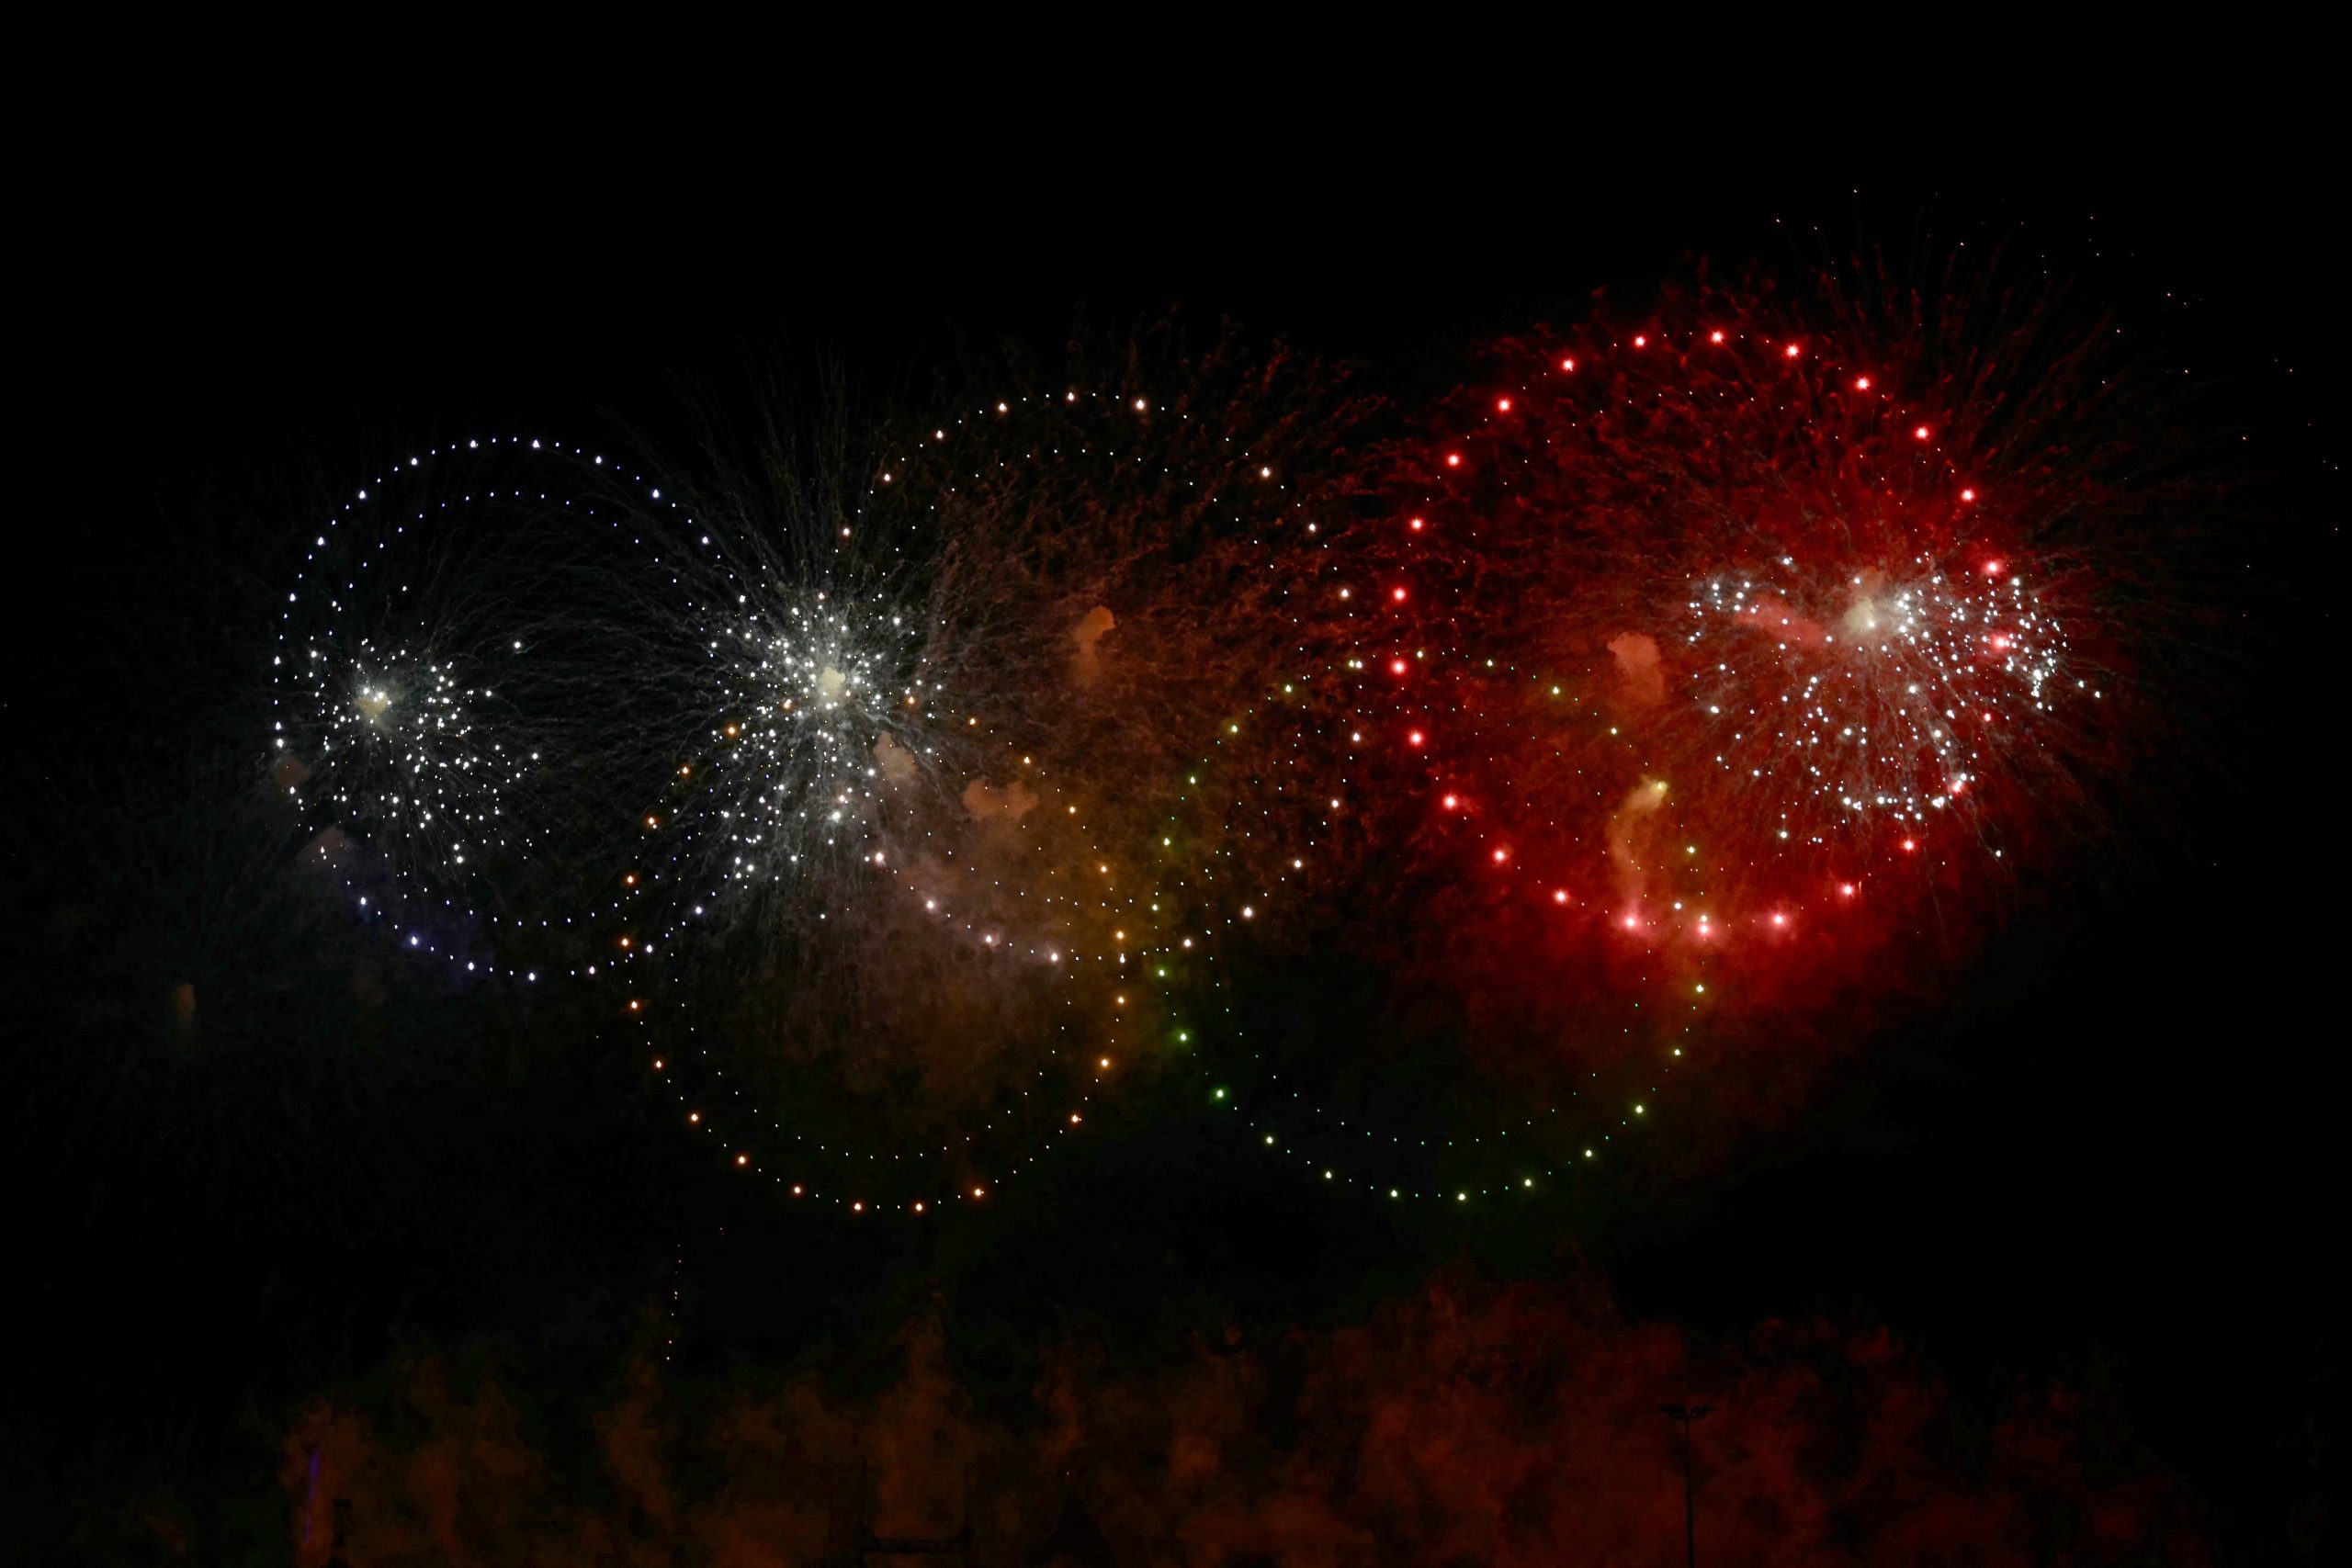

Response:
(1661, 1402), (1713, 1568)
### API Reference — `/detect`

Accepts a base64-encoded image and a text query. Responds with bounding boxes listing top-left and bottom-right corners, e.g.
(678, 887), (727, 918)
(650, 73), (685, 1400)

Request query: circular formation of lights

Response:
(269, 436), (663, 980)
(266, 279), (2171, 1215)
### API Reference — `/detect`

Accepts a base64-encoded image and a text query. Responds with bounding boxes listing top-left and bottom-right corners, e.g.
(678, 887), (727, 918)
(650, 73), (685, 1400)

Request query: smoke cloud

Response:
(280, 1271), (2203, 1565)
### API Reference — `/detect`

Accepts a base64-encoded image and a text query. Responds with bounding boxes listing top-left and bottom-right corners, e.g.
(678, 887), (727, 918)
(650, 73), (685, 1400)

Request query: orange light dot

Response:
(687, 1111), (699, 1123)
(971, 1186), (985, 1199)
(1069, 1112), (1082, 1125)
(735, 1154), (747, 1167)
(1098, 1055), (1111, 1069)
(792, 1184), (804, 1196)
(853, 1201), (865, 1213)
(912, 1201), (925, 1213)
(628, 999), (641, 1011)
(652, 1058), (663, 1070)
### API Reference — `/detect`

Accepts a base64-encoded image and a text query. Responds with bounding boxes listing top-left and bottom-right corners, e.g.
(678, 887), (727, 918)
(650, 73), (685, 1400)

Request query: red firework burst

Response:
(1285, 265), (2159, 1099)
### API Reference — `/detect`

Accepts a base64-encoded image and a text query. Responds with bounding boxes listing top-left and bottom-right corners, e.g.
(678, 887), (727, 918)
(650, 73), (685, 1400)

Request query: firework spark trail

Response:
(1351, 274), (2139, 959)
(1204, 261), (2196, 1201)
(608, 333), (1375, 1210)
(268, 436), (676, 981)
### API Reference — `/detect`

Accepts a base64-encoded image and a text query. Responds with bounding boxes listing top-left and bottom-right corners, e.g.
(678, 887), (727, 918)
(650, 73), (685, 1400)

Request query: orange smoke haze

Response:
(281, 1271), (2202, 1566)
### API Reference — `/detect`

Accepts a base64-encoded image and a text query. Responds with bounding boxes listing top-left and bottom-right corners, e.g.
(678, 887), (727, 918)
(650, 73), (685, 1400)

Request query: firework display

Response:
(1374, 279), (2128, 945)
(585, 336), (1373, 1209)
(258, 265), (2191, 1215)
(268, 437), (672, 980)
(1193, 265), (2177, 1203)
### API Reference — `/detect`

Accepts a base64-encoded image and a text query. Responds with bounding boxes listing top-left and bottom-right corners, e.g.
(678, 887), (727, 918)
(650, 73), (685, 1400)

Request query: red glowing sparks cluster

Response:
(1290, 300), (2114, 1037)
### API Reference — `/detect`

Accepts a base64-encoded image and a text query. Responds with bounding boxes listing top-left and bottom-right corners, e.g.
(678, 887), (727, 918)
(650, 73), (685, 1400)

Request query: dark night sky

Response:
(11, 149), (2337, 1562)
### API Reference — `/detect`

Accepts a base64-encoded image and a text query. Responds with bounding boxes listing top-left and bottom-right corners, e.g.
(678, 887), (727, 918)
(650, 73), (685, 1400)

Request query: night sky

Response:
(11, 159), (2335, 1564)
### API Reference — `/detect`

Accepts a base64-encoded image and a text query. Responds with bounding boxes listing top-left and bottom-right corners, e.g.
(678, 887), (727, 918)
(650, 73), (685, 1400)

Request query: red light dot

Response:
(1445, 453), (1461, 468)
(1709, 330), (1724, 344)
(1961, 488), (1976, 502)
(1785, 344), (1802, 358)
(1914, 425), (1930, 440)
(1854, 375), (1871, 390)
(1497, 397), (1512, 412)
(1561, 357), (1576, 372)
(1553, 889), (1570, 905)
(1901, 839), (1917, 852)
(1491, 847), (1509, 863)
(1391, 586), (1407, 602)
(1633, 334), (1646, 348)
(1389, 659), (1408, 675)
(1839, 883), (1857, 897)
(1442, 794), (1459, 809)
(1623, 914), (1640, 931)
(1409, 515), (1425, 531)
(1770, 912), (1788, 927)
(1408, 730), (1425, 748)
(1984, 558), (2005, 576)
